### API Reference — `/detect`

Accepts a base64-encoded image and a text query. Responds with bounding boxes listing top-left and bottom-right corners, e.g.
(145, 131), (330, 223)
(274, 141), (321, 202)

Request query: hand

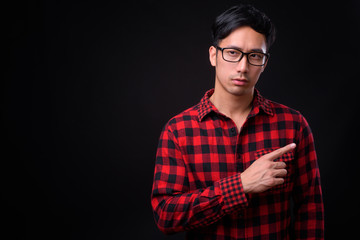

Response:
(241, 143), (296, 194)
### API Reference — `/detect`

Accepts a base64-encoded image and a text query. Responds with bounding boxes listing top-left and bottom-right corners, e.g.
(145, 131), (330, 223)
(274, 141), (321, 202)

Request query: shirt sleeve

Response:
(151, 124), (248, 234)
(292, 114), (324, 239)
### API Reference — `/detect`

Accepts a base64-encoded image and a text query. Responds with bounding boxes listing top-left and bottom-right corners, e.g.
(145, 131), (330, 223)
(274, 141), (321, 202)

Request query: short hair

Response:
(211, 4), (276, 52)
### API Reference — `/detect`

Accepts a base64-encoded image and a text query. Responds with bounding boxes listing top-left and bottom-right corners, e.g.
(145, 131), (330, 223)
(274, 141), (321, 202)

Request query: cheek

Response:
(216, 63), (230, 80)
(249, 68), (264, 81)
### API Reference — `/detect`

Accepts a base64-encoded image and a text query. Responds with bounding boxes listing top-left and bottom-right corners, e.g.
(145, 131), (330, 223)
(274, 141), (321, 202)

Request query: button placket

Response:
(230, 127), (237, 136)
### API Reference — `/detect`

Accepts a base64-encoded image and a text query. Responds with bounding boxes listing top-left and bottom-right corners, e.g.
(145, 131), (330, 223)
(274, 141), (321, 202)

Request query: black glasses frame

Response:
(216, 46), (270, 66)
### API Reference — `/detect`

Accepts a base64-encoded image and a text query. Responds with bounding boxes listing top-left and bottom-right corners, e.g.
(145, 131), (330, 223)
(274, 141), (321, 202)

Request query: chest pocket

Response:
(252, 148), (295, 192)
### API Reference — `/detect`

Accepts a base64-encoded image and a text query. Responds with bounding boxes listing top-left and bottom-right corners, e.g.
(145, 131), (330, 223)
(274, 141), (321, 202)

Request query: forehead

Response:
(219, 26), (267, 52)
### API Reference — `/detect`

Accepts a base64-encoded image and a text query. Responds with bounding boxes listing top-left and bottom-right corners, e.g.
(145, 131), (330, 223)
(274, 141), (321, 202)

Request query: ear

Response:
(209, 46), (217, 67)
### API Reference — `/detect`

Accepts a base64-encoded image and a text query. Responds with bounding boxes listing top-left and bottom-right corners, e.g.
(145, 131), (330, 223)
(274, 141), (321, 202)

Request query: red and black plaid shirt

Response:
(151, 89), (324, 239)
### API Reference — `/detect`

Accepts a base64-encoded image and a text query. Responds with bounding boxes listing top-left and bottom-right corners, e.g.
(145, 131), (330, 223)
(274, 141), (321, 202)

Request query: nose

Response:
(235, 55), (249, 73)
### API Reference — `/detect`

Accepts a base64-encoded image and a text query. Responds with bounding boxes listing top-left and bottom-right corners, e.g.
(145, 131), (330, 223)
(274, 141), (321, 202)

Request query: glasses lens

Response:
(248, 52), (267, 66)
(222, 48), (242, 62)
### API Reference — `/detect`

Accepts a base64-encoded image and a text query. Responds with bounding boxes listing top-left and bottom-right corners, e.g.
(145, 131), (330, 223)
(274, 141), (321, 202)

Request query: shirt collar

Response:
(197, 88), (273, 121)
(250, 88), (274, 117)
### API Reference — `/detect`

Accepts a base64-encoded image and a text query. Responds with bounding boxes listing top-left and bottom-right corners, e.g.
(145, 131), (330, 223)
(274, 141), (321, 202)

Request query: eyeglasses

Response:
(216, 46), (270, 66)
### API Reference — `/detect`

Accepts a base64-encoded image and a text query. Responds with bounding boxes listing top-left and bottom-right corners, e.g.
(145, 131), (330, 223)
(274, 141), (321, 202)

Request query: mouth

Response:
(231, 78), (248, 86)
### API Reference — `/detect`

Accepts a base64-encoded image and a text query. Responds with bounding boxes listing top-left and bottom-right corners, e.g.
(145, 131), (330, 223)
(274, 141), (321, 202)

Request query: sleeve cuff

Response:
(217, 173), (248, 213)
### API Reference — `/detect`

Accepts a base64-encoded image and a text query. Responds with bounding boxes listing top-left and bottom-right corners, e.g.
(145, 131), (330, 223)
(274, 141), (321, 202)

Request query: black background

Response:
(5, 0), (359, 239)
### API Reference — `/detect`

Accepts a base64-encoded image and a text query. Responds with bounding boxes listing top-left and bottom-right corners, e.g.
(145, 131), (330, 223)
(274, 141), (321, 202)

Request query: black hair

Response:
(211, 4), (276, 51)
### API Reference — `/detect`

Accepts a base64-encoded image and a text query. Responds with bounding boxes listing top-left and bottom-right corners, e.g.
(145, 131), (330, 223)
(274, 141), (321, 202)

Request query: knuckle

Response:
(264, 177), (275, 186)
(268, 178), (276, 186)
(265, 161), (273, 169)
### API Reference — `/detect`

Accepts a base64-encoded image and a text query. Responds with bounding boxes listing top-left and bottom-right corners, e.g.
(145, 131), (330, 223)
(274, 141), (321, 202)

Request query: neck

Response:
(210, 86), (254, 118)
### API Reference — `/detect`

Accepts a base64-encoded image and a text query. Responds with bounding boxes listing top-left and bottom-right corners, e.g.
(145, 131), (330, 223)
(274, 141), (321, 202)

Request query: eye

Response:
(249, 53), (264, 60)
(224, 49), (241, 57)
(227, 50), (240, 56)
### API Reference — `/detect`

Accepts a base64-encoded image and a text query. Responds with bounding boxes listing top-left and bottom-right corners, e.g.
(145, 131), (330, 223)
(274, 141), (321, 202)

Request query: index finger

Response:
(263, 143), (296, 161)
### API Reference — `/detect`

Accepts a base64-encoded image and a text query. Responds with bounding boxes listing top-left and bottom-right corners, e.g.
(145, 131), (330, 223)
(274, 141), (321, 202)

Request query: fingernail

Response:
(289, 143), (296, 148)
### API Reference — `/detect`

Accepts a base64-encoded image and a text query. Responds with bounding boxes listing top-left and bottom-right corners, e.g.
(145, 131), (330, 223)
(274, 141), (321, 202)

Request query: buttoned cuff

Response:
(217, 173), (248, 214)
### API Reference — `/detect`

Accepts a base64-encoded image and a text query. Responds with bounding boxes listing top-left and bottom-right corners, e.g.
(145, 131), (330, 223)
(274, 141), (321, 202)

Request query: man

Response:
(151, 4), (324, 239)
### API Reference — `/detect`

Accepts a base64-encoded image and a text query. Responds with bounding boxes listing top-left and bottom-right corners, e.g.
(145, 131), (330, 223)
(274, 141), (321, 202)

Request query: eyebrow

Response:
(225, 45), (265, 53)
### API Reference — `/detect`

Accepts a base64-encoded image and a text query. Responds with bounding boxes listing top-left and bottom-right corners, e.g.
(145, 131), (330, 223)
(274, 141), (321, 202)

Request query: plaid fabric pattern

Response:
(151, 89), (324, 239)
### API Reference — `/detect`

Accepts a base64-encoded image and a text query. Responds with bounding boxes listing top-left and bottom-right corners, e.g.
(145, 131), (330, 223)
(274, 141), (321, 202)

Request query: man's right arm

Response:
(151, 126), (248, 234)
(151, 124), (296, 234)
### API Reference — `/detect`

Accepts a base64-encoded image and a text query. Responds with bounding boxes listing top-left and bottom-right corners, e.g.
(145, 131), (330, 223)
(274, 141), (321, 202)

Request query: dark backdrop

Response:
(5, 0), (359, 239)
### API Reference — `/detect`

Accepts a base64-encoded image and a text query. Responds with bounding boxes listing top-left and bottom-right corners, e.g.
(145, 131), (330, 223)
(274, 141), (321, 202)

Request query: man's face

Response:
(209, 26), (268, 97)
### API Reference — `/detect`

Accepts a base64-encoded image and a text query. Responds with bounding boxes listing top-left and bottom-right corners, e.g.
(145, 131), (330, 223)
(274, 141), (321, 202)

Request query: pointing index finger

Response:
(264, 143), (296, 161)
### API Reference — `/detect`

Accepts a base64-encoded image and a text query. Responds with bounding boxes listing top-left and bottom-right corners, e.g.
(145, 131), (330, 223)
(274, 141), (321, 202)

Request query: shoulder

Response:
(267, 99), (310, 130)
(163, 104), (200, 134)
(267, 99), (298, 115)
(255, 89), (303, 122)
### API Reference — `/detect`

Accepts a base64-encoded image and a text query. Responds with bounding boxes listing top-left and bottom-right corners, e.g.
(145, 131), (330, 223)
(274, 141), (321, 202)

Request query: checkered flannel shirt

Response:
(151, 89), (324, 239)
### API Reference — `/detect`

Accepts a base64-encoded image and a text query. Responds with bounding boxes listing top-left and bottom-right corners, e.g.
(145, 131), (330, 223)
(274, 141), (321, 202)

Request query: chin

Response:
(226, 86), (253, 96)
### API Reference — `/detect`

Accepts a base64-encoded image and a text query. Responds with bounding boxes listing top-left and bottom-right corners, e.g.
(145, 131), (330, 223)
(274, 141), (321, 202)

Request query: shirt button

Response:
(230, 127), (236, 135)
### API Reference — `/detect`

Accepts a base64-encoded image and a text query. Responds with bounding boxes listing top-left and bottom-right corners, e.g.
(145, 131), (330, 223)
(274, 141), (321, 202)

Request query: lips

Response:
(231, 78), (248, 86)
